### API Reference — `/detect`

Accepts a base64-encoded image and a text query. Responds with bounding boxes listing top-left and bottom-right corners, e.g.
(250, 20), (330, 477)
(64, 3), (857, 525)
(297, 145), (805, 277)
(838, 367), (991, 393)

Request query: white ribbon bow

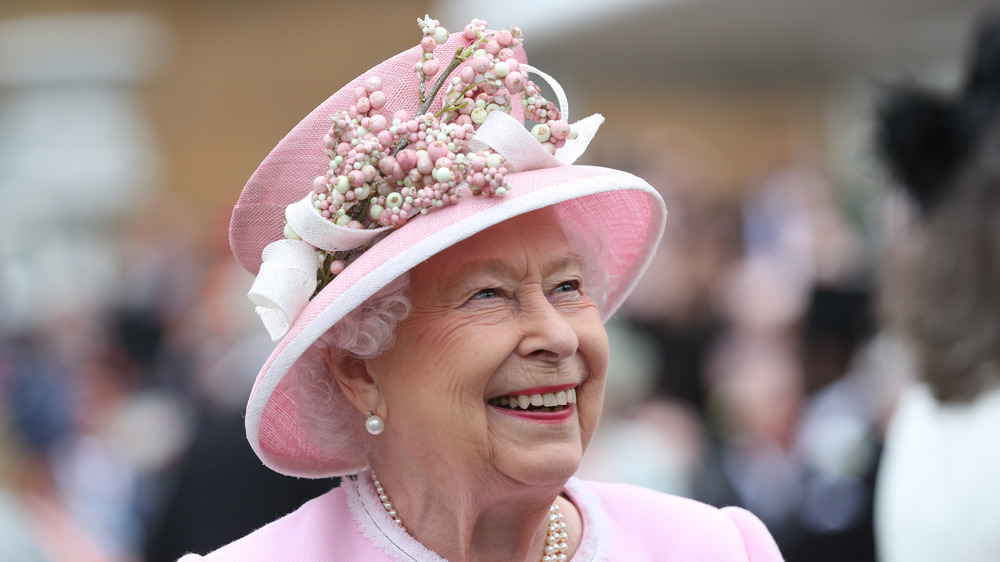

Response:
(470, 63), (605, 169)
(248, 240), (323, 340)
(248, 64), (604, 341)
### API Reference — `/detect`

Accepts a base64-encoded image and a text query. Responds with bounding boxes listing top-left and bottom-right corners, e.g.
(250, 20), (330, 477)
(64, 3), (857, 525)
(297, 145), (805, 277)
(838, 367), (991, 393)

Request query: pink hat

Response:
(231, 17), (666, 477)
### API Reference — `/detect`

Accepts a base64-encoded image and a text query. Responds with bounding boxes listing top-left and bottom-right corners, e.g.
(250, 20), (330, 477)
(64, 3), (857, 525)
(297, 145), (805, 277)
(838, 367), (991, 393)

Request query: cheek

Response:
(577, 318), (610, 440)
(431, 318), (520, 384)
(375, 313), (520, 402)
(578, 312), (610, 381)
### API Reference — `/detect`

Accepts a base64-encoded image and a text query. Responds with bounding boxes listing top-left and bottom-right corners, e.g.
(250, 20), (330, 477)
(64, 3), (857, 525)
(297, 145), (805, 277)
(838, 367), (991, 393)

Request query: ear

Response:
(326, 351), (384, 418)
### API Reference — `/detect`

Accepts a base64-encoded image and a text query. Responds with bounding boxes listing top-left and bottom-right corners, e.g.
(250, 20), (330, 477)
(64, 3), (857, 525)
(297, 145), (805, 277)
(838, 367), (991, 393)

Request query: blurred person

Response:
(696, 293), (880, 562)
(874, 11), (1000, 562)
(53, 336), (146, 559)
(621, 132), (743, 415)
(697, 334), (805, 536)
(576, 320), (705, 497)
(178, 16), (782, 561)
(125, 197), (343, 559)
(695, 199), (880, 562)
(788, 288), (880, 562)
(144, 267), (337, 561)
(0, 333), (115, 562)
(3, 308), (189, 561)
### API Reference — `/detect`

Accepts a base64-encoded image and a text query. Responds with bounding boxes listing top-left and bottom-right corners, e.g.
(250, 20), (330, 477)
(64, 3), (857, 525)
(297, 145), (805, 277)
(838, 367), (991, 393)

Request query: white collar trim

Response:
(344, 473), (609, 561)
(344, 472), (447, 562)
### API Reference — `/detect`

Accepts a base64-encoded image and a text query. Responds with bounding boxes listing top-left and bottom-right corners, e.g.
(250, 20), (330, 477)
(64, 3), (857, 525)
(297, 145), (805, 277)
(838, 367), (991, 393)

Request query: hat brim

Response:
(246, 164), (665, 477)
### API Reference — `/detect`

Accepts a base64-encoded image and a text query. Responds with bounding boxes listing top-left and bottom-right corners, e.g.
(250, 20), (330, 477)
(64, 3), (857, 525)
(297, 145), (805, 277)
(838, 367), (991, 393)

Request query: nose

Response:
(515, 292), (579, 362)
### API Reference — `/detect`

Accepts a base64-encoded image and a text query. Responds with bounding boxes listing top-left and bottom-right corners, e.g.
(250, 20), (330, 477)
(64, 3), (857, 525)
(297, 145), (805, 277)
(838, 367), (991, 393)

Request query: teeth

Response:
(490, 388), (578, 410)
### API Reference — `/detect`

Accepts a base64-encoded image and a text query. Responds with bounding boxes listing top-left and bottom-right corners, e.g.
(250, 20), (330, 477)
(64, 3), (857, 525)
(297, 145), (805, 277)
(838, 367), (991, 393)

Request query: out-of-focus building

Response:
(0, 12), (169, 330)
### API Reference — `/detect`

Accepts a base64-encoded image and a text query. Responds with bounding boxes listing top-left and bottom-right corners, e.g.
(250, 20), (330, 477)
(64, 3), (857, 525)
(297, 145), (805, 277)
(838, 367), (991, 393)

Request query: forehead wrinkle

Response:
(545, 252), (586, 277)
(455, 258), (525, 283)
(448, 250), (585, 287)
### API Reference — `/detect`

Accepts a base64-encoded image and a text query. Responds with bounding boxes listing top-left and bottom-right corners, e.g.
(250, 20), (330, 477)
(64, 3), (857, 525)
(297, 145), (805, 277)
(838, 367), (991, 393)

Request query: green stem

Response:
(392, 31), (492, 155)
(391, 139), (411, 155)
(350, 195), (373, 226)
(418, 51), (463, 116)
(314, 248), (357, 296)
(392, 54), (463, 157)
(436, 100), (469, 119)
(314, 253), (334, 297)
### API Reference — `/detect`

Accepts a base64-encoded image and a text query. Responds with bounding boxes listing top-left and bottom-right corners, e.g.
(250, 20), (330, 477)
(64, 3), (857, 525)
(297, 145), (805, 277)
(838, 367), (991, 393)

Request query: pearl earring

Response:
(365, 410), (385, 435)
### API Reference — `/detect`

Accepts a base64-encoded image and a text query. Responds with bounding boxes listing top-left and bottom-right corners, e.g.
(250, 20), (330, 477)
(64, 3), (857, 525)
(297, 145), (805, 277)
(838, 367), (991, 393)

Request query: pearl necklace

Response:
(371, 472), (569, 561)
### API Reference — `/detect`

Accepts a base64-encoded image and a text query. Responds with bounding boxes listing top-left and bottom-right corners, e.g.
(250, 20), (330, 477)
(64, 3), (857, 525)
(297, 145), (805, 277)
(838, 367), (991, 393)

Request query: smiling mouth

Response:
(487, 388), (577, 412)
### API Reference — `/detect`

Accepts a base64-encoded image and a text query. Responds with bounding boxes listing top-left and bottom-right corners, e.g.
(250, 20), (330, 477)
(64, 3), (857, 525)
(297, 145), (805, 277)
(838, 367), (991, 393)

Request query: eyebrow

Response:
(450, 252), (586, 287)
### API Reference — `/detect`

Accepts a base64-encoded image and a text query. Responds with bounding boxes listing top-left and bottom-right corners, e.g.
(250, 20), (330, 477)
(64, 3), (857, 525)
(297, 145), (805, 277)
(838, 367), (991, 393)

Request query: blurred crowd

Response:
(0, 212), (337, 561)
(1, 4), (997, 562)
(578, 160), (899, 562)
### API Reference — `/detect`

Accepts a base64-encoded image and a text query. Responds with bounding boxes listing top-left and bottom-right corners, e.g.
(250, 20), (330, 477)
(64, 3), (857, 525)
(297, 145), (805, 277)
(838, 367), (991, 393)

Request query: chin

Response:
(501, 444), (583, 487)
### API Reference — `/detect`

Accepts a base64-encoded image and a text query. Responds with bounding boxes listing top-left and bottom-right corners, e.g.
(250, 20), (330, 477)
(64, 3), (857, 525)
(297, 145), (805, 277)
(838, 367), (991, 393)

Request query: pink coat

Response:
(178, 475), (783, 561)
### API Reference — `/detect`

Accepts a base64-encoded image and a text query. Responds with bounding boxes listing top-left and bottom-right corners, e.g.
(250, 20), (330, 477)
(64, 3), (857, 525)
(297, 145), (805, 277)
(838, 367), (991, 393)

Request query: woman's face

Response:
(366, 209), (609, 487)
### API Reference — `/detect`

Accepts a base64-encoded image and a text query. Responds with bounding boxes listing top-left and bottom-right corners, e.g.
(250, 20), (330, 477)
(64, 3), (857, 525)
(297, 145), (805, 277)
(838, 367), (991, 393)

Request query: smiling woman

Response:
(353, 210), (609, 499)
(178, 14), (783, 562)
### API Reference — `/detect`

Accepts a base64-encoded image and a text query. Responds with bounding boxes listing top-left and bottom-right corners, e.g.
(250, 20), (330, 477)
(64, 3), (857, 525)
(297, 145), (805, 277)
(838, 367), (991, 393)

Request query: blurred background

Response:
(0, 0), (994, 560)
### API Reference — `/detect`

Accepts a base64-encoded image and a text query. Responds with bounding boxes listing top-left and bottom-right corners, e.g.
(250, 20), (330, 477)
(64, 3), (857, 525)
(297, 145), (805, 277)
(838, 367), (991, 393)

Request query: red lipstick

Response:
(489, 403), (575, 424)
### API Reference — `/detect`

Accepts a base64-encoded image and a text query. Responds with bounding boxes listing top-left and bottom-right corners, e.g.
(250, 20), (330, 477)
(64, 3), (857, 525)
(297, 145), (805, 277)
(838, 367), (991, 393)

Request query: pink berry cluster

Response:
(310, 76), (511, 233)
(293, 16), (572, 291)
(434, 17), (575, 155)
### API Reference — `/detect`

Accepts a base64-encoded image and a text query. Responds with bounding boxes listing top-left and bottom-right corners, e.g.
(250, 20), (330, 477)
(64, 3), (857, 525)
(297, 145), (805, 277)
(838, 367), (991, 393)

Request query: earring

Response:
(365, 410), (385, 435)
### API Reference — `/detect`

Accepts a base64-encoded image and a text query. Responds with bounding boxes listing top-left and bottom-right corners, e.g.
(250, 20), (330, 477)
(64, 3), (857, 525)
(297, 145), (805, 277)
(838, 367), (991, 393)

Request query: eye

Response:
(470, 287), (500, 300)
(552, 280), (581, 294)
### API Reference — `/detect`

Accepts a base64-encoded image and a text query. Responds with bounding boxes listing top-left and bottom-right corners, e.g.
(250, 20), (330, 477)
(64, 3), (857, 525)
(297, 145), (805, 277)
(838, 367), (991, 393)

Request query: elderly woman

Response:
(180, 16), (782, 561)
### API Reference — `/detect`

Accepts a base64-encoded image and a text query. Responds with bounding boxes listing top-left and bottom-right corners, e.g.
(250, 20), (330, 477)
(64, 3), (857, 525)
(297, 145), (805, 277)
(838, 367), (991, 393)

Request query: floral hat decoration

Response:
(231, 16), (667, 477)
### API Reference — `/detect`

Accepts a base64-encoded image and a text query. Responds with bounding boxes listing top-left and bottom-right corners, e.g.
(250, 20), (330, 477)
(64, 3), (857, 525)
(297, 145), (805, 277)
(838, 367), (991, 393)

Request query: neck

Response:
(368, 463), (576, 562)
